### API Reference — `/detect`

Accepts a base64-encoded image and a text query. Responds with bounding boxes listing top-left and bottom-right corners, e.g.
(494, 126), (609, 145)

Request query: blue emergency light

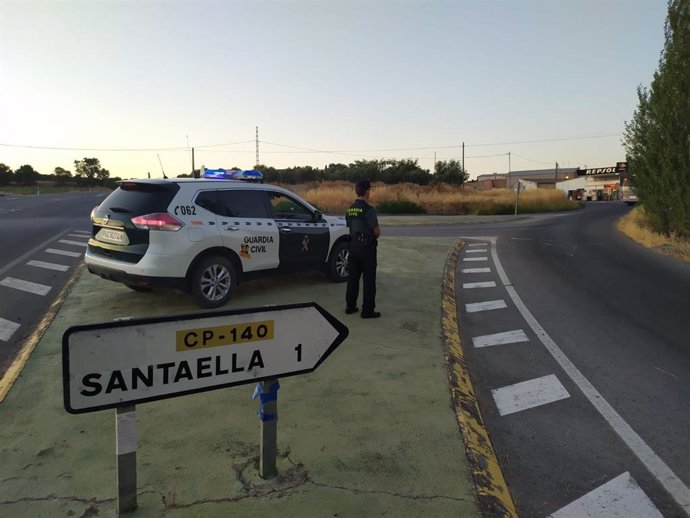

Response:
(201, 167), (263, 182)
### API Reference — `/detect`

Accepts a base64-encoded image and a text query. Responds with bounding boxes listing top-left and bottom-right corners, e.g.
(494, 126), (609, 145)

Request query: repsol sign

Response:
(579, 166), (618, 176)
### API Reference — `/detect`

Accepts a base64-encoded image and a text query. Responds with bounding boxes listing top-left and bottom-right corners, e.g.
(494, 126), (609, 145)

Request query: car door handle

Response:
(280, 227), (292, 234)
(225, 226), (240, 231)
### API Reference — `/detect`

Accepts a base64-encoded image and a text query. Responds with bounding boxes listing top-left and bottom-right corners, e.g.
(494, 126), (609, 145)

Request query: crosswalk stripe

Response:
(67, 233), (89, 238)
(492, 374), (570, 416)
(0, 317), (21, 342)
(59, 239), (88, 247)
(463, 257), (488, 262)
(46, 248), (81, 258)
(463, 281), (496, 289)
(548, 472), (663, 518)
(465, 300), (507, 313)
(473, 330), (529, 348)
(462, 267), (491, 274)
(27, 260), (69, 272)
(468, 243), (486, 247)
(466, 249), (488, 253)
(0, 277), (52, 296)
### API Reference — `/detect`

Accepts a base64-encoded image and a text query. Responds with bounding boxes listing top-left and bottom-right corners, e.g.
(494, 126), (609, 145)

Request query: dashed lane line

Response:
(0, 277), (52, 296)
(45, 248), (82, 258)
(472, 329), (529, 348)
(485, 236), (690, 514)
(0, 229), (73, 277)
(465, 300), (507, 313)
(491, 374), (571, 417)
(548, 472), (664, 518)
(58, 239), (88, 247)
(27, 260), (70, 272)
(462, 267), (491, 274)
(463, 281), (497, 289)
(0, 317), (21, 342)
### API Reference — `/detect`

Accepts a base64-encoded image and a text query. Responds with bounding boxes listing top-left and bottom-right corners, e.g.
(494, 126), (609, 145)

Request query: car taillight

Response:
(131, 213), (184, 231)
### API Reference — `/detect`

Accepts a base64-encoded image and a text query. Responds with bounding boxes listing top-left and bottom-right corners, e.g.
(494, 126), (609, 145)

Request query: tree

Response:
(434, 159), (469, 186)
(623, 0), (690, 237)
(14, 164), (40, 186)
(74, 158), (110, 186)
(0, 163), (13, 186)
(54, 166), (72, 186)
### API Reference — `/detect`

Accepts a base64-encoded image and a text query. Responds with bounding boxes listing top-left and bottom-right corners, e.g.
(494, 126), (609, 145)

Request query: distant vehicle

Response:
(621, 185), (638, 206)
(85, 177), (350, 308)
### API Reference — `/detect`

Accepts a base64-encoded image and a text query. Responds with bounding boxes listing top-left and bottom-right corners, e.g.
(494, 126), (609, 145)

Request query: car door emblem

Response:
(302, 236), (309, 252)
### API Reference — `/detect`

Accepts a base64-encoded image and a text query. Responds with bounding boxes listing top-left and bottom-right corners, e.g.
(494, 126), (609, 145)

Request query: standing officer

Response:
(345, 180), (381, 318)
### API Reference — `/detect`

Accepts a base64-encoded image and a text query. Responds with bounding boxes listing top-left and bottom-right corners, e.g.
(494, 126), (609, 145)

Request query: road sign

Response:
(62, 302), (348, 414)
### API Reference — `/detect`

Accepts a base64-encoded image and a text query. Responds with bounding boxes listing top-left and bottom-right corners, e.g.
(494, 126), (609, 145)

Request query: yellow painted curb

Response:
(441, 241), (519, 518)
(0, 263), (85, 403)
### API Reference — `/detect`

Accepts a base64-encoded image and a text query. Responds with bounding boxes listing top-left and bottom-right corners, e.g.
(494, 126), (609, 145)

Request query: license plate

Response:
(96, 228), (129, 245)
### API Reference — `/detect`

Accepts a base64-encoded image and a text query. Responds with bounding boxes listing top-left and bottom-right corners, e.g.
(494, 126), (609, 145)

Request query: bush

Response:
(375, 199), (427, 214)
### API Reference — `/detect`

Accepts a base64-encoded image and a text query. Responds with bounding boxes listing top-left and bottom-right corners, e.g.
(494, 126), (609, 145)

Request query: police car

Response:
(85, 171), (350, 308)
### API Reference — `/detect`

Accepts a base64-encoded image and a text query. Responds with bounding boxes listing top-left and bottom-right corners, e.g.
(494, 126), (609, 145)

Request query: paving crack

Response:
(307, 479), (473, 503)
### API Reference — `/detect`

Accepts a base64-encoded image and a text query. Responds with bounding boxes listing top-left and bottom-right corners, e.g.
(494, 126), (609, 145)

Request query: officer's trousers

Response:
(346, 239), (377, 313)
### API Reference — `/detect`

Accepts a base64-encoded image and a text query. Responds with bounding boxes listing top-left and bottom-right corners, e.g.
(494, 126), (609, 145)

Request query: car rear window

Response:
(98, 182), (180, 215)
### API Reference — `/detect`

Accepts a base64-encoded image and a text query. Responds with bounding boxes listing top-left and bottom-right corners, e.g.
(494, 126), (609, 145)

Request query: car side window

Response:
(269, 192), (312, 221)
(195, 190), (220, 214)
(218, 190), (270, 218)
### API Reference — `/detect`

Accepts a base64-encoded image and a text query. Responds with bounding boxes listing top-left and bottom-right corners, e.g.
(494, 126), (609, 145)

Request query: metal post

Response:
(253, 379), (279, 479)
(116, 405), (137, 515)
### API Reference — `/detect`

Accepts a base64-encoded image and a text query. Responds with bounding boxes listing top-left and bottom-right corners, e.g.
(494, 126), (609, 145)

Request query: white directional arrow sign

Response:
(62, 302), (349, 414)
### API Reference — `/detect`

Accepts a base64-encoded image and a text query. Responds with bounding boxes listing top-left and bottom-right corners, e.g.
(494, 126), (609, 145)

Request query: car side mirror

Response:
(313, 210), (323, 222)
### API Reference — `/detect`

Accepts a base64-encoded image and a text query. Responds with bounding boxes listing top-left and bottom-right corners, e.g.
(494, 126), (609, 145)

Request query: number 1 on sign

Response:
(295, 344), (302, 362)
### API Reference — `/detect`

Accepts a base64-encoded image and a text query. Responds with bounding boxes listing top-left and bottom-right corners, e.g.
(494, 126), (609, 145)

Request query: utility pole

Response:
(555, 161), (559, 184)
(462, 141), (465, 171)
(434, 151), (436, 172)
(256, 126), (259, 167)
(508, 151), (511, 173)
(192, 148), (196, 177)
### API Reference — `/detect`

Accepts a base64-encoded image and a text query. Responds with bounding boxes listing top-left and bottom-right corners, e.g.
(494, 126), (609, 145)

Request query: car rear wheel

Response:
(328, 241), (349, 282)
(191, 255), (236, 308)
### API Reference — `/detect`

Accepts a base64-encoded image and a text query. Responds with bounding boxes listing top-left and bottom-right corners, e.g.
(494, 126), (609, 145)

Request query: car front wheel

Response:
(328, 241), (349, 282)
(190, 255), (236, 308)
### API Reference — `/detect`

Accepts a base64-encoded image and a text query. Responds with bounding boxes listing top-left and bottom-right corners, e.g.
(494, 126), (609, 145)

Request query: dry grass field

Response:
(617, 206), (690, 261)
(285, 181), (579, 215)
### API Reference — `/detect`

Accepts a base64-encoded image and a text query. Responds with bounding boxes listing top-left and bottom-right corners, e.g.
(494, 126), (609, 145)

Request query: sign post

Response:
(62, 302), (348, 512)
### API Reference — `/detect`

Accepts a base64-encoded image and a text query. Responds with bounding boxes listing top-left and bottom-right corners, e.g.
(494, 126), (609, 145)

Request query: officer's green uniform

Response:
(345, 198), (379, 316)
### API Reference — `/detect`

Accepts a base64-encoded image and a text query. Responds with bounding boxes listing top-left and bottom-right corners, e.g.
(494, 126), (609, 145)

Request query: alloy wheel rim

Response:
(201, 264), (231, 301)
(335, 249), (349, 277)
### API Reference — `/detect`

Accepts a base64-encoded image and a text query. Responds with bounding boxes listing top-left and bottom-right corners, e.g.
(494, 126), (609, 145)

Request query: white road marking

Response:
(0, 229), (73, 277)
(67, 233), (89, 239)
(492, 374), (570, 416)
(548, 472), (663, 518)
(463, 257), (488, 262)
(465, 300), (507, 313)
(59, 239), (88, 247)
(27, 260), (69, 272)
(462, 267), (491, 274)
(466, 249), (488, 253)
(0, 317), (21, 342)
(468, 243), (487, 247)
(473, 329), (529, 348)
(45, 248), (81, 258)
(463, 281), (497, 289)
(0, 277), (51, 296)
(486, 237), (690, 512)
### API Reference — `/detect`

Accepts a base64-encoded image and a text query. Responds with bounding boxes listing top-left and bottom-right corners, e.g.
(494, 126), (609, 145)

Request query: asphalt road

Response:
(387, 203), (690, 517)
(0, 191), (106, 378)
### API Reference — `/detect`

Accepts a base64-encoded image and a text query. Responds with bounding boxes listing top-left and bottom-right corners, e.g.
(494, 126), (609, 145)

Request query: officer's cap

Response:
(355, 180), (371, 195)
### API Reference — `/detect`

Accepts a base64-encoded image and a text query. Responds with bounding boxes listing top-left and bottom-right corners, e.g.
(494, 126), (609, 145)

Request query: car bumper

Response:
(86, 263), (187, 291)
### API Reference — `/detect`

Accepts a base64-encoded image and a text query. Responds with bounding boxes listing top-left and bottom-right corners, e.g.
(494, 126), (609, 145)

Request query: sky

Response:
(0, 0), (668, 181)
